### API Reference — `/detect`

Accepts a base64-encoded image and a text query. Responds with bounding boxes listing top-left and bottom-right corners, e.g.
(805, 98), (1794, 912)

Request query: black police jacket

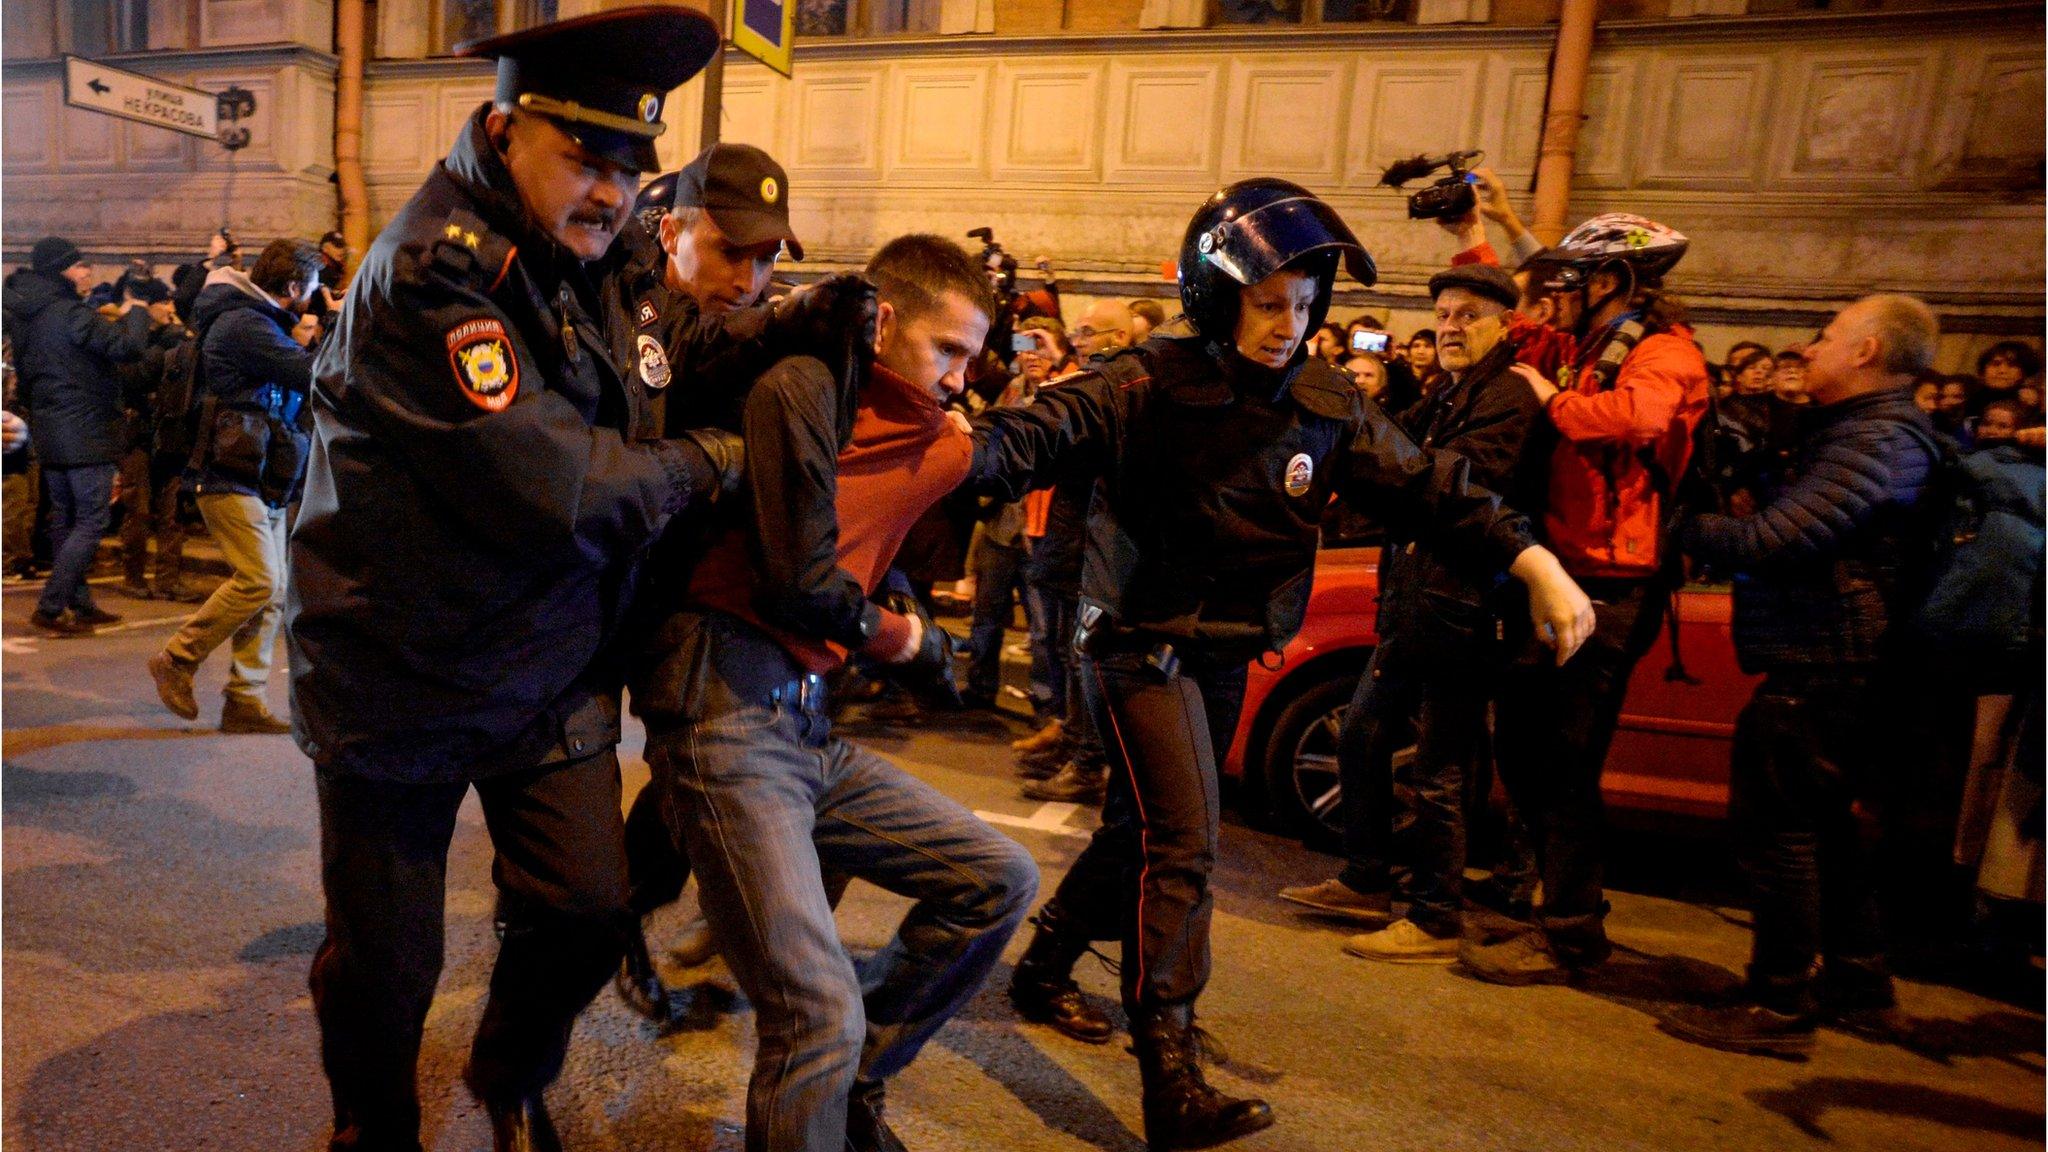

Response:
(1376, 342), (1551, 653)
(288, 106), (765, 782)
(969, 335), (1537, 666)
(2, 268), (152, 468)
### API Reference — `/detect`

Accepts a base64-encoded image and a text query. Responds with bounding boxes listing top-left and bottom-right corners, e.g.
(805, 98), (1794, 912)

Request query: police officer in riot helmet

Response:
(966, 178), (1596, 1150)
(287, 8), (872, 1150)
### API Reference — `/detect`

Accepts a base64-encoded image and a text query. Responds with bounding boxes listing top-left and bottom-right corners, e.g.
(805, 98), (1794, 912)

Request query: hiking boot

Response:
(1661, 999), (1817, 1055)
(1459, 930), (1575, 987)
(1133, 1003), (1273, 1151)
(846, 1078), (909, 1152)
(148, 650), (199, 720)
(1277, 878), (1393, 924)
(220, 696), (291, 734)
(28, 609), (94, 638)
(72, 604), (123, 627)
(1343, 917), (1459, 965)
(1022, 760), (1107, 803)
(1009, 903), (1114, 1044)
(1011, 719), (1064, 754)
(1017, 740), (1071, 779)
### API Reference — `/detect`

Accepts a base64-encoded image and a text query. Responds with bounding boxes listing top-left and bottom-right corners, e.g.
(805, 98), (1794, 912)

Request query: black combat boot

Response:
(1132, 1003), (1273, 1151)
(1008, 903), (1114, 1044)
(614, 919), (672, 1023)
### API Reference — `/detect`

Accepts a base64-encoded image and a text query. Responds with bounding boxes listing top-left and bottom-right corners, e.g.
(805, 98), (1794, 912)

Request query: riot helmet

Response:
(1177, 179), (1376, 346)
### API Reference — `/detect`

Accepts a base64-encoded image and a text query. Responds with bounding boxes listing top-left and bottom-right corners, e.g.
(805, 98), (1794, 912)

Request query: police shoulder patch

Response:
(636, 333), (671, 390)
(446, 318), (519, 412)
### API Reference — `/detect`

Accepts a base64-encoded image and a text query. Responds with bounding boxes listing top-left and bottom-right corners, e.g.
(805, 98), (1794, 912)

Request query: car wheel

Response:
(1259, 665), (1416, 848)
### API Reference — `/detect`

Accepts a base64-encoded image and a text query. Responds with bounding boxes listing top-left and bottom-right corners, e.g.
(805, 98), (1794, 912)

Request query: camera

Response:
(1010, 332), (1040, 355)
(967, 226), (1019, 297)
(1350, 330), (1390, 355)
(1378, 150), (1484, 222)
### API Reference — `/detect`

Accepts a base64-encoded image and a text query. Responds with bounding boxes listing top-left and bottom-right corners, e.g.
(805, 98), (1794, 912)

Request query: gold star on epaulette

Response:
(444, 223), (463, 240)
(464, 231), (480, 249)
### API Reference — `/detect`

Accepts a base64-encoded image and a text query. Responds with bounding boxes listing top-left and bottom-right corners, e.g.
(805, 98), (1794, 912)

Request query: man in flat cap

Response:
(286, 8), (869, 1150)
(1281, 260), (1557, 967)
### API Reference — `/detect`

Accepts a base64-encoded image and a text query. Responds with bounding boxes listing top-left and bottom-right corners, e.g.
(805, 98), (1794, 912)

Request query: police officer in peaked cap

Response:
(286, 8), (873, 1149)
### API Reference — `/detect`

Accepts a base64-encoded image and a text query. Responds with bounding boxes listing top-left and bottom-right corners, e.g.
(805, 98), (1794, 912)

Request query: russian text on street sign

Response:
(730, 0), (793, 78)
(63, 55), (219, 142)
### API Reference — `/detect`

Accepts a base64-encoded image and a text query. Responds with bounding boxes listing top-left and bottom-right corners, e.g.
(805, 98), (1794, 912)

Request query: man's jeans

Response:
(1730, 668), (1892, 1012)
(966, 538), (1036, 704)
(649, 625), (1037, 1152)
(167, 492), (286, 702)
(36, 462), (115, 617)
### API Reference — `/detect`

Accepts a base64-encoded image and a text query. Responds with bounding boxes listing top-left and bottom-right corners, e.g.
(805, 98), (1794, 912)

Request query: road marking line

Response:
(975, 801), (1091, 839)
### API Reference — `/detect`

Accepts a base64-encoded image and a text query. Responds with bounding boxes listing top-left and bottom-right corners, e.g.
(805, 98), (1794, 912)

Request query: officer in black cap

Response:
(287, 8), (872, 1150)
(1282, 257), (1558, 968)
(966, 180), (1595, 1150)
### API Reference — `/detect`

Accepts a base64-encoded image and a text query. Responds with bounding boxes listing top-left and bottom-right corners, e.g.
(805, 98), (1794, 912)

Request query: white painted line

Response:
(975, 801), (1092, 840)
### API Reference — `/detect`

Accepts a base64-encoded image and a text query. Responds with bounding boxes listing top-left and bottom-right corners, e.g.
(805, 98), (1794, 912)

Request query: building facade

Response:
(3, 0), (2041, 362)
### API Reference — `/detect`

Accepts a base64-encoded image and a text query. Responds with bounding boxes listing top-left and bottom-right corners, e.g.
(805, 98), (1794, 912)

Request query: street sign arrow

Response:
(63, 56), (220, 142)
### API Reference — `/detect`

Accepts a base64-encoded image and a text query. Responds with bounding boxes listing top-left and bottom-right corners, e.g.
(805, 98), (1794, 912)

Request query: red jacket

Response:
(1543, 326), (1710, 578)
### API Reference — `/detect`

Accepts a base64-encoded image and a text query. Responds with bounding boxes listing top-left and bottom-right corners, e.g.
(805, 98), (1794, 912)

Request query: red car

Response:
(1221, 545), (1761, 838)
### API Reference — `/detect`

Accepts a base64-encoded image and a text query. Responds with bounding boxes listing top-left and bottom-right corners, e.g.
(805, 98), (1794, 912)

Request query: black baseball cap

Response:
(457, 6), (718, 174)
(672, 143), (803, 261)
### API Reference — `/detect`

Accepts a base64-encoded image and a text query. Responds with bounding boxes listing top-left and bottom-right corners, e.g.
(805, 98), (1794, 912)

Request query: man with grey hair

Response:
(1663, 293), (1942, 1055)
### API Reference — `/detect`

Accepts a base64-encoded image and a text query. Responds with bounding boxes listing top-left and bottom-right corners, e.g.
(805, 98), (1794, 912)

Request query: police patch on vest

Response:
(636, 334), (671, 390)
(637, 299), (657, 327)
(446, 319), (518, 412)
(1284, 452), (1314, 497)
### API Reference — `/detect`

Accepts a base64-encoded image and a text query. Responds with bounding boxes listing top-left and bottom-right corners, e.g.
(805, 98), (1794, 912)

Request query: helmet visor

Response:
(1199, 195), (1377, 289)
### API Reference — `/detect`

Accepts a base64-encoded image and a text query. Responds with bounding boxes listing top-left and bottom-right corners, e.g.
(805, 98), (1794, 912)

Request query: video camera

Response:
(967, 226), (1020, 297)
(1378, 150), (1484, 221)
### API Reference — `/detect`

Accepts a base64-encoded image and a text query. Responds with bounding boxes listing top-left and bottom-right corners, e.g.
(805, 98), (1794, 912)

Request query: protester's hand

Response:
(1, 410), (27, 454)
(881, 590), (964, 708)
(1510, 546), (1595, 666)
(1510, 362), (1558, 405)
(1473, 167), (1516, 227)
(676, 427), (745, 501)
(946, 409), (972, 436)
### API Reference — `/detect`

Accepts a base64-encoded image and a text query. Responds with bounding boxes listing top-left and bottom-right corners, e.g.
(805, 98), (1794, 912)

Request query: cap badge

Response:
(760, 176), (779, 205)
(637, 333), (672, 390)
(1284, 452), (1314, 497)
(446, 318), (519, 412)
(638, 93), (661, 123)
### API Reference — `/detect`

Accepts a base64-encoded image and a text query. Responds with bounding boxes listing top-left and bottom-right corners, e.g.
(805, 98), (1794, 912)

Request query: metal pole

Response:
(699, 2), (726, 149)
(1530, 0), (1597, 246)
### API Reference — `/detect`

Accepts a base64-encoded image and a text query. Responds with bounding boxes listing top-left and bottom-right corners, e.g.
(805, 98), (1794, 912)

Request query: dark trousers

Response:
(36, 462), (114, 617)
(309, 751), (630, 1151)
(966, 538), (1033, 703)
(1335, 632), (1494, 936)
(1730, 669), (1892, 1011)
(1039, 591), (1106, 767)
(117, 448), (185, 587)
(624, 769), (690, 917)
(1493, 579), (1667, 959)
(1045, 647), (1247, 1008)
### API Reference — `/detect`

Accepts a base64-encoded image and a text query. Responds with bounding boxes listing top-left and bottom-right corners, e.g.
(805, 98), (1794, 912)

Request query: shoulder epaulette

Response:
(428, 208), (518, 294)
(1288, 358), (1362, 421)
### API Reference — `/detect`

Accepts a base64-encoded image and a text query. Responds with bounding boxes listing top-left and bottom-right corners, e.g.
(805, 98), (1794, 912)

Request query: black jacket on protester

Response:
(969, 335), (1536, 667)
(2, 268), (152, 467)
(1377, 341), (1552, 654)
(1684, 388), (1938, 673)
(189, 270), (316, 507)
(287, 105), (783, 783)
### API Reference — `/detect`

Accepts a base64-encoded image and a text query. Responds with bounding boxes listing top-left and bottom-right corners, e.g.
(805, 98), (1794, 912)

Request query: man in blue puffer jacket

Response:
(1666, 293), (1944, 1055)
(2, 236), (153, 635)
(146, 238), (320, 734)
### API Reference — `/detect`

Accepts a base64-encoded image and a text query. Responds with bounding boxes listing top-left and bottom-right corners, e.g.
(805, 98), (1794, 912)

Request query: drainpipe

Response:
(1530, 0), (1597, 246)
(334, 0), (370, 274)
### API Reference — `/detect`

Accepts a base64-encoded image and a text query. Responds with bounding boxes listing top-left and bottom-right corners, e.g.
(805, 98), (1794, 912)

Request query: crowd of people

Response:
(2, 8), (2042, 1151)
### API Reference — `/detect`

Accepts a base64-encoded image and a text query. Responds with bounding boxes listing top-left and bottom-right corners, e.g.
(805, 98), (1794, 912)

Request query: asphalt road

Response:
(3, 577), (2042, 1152)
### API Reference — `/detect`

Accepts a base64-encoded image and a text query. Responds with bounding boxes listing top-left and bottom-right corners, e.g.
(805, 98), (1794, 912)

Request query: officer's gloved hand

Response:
(776, 273), (878, 370)
(674, 427), (745, 501)
(880, 590), (963, 709)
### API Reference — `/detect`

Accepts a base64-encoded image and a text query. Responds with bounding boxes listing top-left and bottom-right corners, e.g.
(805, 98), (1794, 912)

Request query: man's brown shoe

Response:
(1010, 719), (1064, 753)
(220, 696), (291, 734)
(1277, 878), (1393, 924)
(147, 650), (199, 720)
(28, 609), (94, 638)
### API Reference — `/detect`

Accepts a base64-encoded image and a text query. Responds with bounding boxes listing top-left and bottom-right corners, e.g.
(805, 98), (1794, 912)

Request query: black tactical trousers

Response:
(624, 770), (690, 917)
(1493, 579), (1668, 961)
(309, 750), (630, 1151)
(1729, 669), (1892, 1011)
(1045, 647), (1246, 1009)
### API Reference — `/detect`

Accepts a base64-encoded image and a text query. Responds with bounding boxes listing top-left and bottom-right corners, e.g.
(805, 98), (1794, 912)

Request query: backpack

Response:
(1905, 437), (2045, 673)
(150, 332), (205, 466)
